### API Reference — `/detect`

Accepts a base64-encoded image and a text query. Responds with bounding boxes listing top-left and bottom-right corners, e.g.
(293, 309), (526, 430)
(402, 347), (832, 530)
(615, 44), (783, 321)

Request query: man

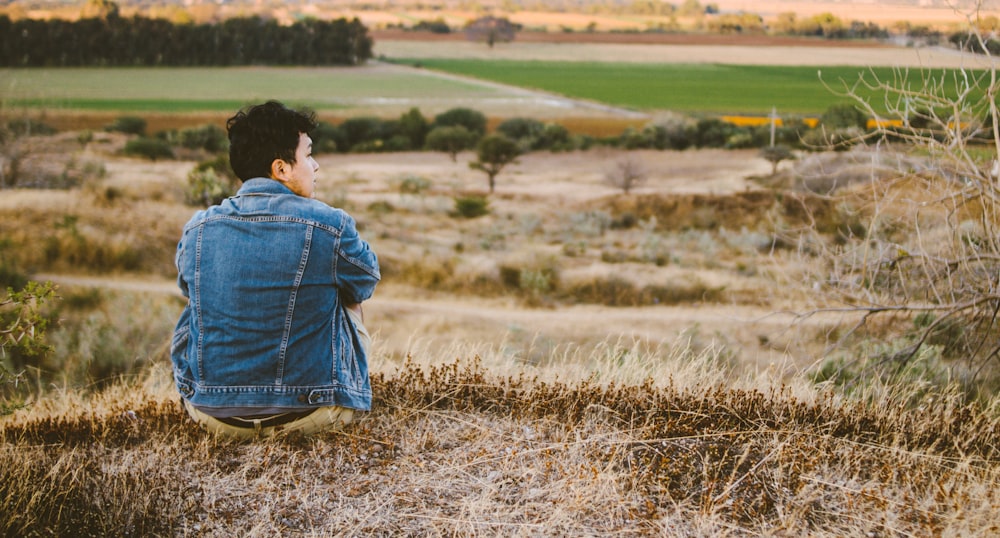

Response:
(170, 100), (380, 438)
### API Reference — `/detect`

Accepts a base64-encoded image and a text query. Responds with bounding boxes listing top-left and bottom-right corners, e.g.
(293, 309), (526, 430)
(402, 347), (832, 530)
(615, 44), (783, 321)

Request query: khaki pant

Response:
(183, 307), (371, 439)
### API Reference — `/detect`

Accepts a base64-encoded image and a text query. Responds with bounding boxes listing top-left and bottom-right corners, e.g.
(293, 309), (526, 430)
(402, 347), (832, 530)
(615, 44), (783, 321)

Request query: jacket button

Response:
(297, 394), (307, 403)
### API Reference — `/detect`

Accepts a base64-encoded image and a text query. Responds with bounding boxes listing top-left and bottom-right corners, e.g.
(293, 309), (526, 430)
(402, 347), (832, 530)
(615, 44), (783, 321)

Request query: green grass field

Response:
(0, 63), (984, 117)
(401, 59), (981, 116)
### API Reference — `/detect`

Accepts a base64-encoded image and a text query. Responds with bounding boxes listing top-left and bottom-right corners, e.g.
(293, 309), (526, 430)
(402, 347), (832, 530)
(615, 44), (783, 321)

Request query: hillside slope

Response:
(2, 358), (997, 536)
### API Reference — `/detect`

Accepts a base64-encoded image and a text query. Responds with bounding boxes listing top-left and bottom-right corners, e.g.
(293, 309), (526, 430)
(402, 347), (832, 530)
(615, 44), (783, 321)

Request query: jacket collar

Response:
(237, 177), (295, 196)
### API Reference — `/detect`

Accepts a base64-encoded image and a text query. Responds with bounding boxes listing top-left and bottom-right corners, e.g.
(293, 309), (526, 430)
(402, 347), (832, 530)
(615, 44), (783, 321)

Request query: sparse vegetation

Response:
(3, 6), (1000, 533)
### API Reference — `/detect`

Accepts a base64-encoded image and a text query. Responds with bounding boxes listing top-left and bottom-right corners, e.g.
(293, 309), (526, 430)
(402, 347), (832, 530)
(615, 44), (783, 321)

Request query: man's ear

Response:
(270, 158), (289, 182)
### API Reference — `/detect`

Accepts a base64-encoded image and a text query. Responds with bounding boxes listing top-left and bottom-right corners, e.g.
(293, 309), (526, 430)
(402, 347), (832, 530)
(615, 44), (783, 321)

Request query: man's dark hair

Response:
(227, 100), (318, 182)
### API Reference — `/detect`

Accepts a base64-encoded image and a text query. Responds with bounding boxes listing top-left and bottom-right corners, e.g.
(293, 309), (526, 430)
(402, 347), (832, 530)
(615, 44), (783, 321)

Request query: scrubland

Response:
(1, 119), (999, 536)
(3, 353), (999, 536)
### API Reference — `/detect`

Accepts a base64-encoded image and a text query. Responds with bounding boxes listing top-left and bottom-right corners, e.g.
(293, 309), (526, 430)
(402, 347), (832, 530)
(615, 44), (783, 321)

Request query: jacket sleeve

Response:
(175, 234), (190, 299)
(335, 214), (380, 304)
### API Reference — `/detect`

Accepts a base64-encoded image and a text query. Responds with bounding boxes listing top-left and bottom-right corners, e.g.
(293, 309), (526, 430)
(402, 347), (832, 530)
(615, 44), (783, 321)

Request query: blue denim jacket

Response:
(171, 178), (380, 411)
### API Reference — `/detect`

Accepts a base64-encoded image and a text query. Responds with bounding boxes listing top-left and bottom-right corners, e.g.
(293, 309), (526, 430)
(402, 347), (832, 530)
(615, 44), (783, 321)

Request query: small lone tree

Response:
(604, 154), (648, 194)
(759, 145), (795, 175)
(465, 16), (518, 48)
(470, 134), (520, 194)
(425, 125), (477, 162)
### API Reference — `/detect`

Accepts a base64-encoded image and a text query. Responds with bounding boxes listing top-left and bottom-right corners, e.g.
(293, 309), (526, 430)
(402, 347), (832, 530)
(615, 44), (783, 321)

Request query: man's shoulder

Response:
(276, 196), (353, 230)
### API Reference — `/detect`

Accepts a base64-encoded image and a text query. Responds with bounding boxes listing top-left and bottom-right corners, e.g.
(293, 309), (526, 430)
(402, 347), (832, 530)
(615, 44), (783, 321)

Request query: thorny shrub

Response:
(1, 281), (56, 414)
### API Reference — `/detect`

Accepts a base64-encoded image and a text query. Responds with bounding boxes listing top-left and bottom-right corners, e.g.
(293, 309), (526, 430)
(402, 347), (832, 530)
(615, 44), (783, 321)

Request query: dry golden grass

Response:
(2, 352), (999, 536)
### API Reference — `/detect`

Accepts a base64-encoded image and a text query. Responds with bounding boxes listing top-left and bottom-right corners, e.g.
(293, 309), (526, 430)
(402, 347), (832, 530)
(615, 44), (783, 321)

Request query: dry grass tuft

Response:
(2, 357), (998, 536)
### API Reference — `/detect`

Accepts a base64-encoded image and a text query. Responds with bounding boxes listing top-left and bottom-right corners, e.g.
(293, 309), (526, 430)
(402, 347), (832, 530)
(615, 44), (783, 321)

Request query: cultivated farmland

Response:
(390, 59), (990, 115)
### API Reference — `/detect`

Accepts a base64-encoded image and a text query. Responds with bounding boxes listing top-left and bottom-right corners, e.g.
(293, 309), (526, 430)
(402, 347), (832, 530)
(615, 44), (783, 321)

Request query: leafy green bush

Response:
(397, 107), (430, 149)
(6, 117), (56, 137)
(692, 118), (739, 148)
(645, 116), (693, 150)
(1, 281), (56, 394)
(538, 123), (572, 150)
(178, 124), (228, 153)
(820, 103), (868, 130)
(185, 155), (238, 207)
(339, 116), (386, 152)
(497, 117), (545, 150)
(106, 116), (147, 136)
(425, 125), (477, 161)
(123, 137), (174, 160)
(185, 168), (232, 207)
(452, 195), (490, 218)
(383, 134), (414, 152)
(311, 121), (345, 153)
(433, 107), (487, 136)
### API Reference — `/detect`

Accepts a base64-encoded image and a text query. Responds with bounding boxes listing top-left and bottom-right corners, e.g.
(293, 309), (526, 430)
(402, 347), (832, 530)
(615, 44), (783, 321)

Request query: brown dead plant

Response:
(792, 3), (1000, 395)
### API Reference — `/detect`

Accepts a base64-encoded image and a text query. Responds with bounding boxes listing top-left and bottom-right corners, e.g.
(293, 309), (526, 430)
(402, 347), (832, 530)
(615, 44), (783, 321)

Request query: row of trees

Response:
(107, 102), (885, 174)
(307, 104), (879, 158)
(147, 103), (884, 201)
(8, 101), (944, 200)
(392, 8), (1000, 48)
(0, 14), (372, 66)
(702, 11), (888, 39)
(310, 107), (574, 156)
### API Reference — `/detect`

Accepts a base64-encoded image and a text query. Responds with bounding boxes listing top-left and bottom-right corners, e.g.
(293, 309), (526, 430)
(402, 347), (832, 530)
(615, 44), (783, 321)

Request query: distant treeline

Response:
(0, 15), (372, 67)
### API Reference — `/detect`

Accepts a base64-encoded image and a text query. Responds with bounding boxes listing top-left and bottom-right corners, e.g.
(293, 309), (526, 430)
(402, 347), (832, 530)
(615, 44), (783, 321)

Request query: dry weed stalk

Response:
(604, 153), (648, 194)
(795, 5), (1000, 389)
